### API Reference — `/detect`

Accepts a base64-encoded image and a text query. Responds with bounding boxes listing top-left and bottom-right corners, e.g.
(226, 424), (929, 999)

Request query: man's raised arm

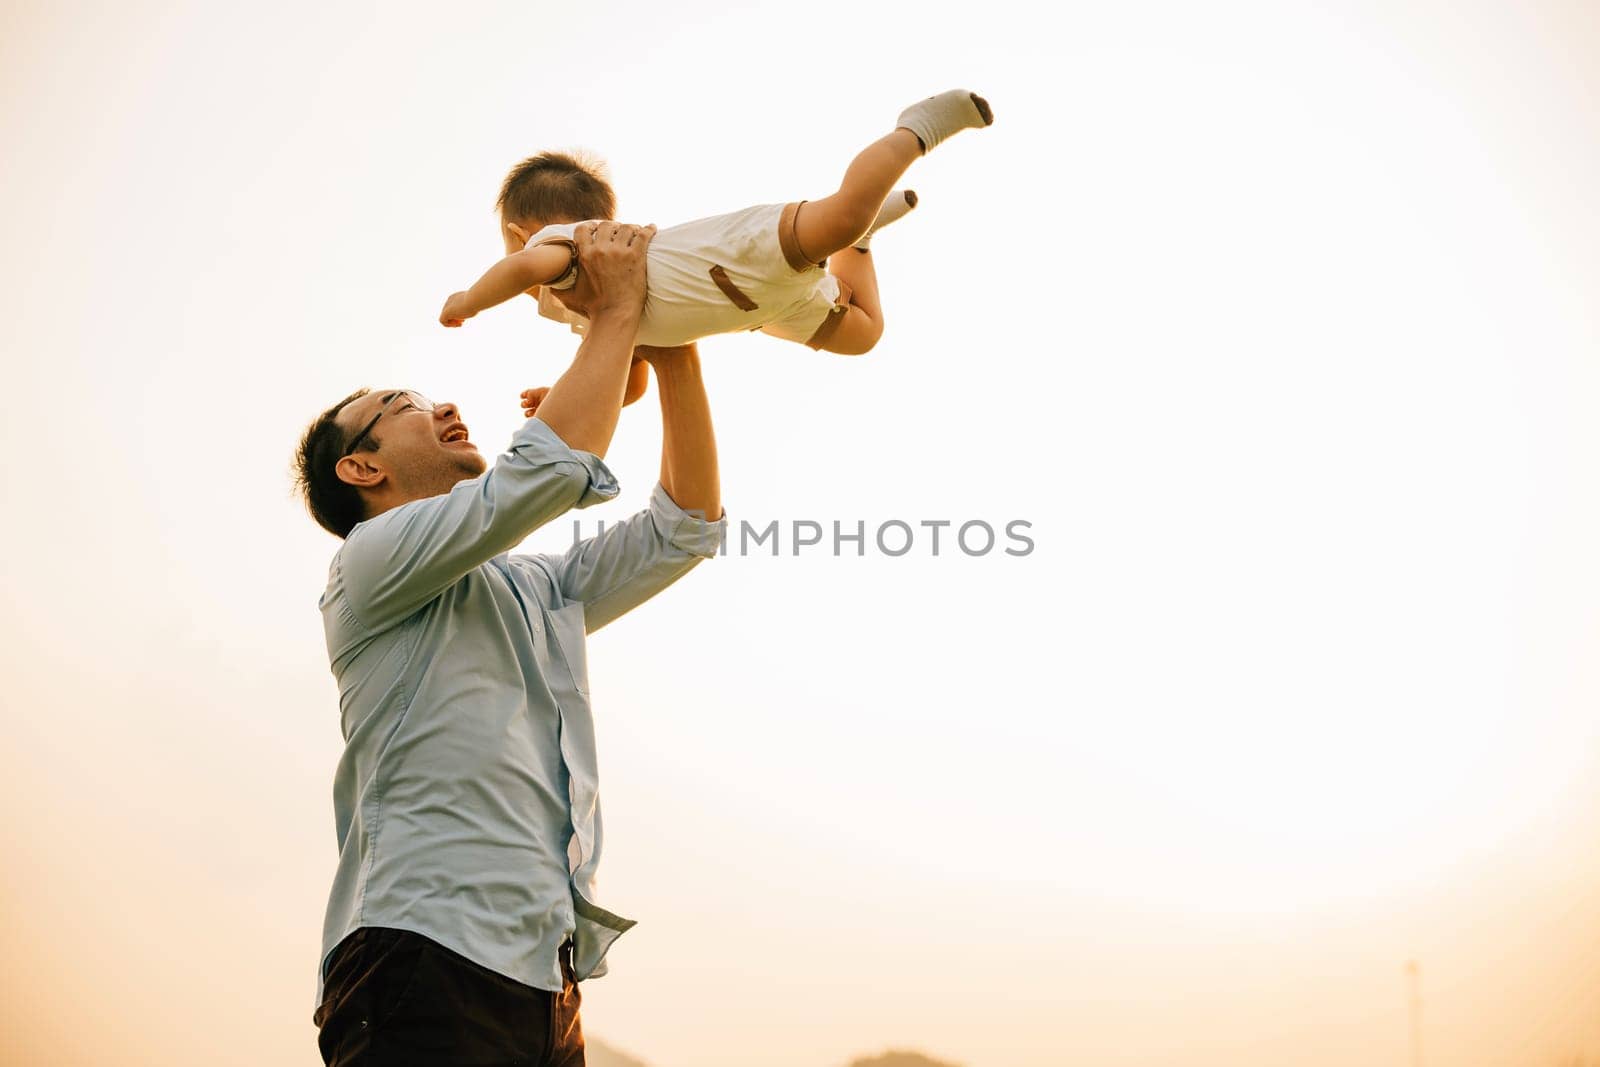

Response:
(516, 343), (725, 633)
(642, 344), (721, 523)
(336, 223), (656, 633)
(529, 221), (657, 459)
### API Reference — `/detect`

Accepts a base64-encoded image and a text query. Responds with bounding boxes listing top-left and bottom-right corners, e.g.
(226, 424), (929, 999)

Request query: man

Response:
(290, 222), (725, 1065)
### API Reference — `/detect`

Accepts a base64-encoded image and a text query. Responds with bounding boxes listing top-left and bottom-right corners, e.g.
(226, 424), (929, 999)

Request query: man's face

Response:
(335, 389), (486, 504)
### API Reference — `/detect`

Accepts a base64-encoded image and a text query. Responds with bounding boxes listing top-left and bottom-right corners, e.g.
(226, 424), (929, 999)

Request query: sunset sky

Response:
(3, 2), (1599, 1065)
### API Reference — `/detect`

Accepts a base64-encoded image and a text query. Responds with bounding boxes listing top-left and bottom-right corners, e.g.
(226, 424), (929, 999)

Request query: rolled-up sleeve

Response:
(340, 418), (619, 633)
(527, 482), (727, 633)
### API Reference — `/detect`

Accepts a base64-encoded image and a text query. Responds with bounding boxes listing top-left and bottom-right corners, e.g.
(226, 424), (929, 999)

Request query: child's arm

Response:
(440, 242), (576, 327)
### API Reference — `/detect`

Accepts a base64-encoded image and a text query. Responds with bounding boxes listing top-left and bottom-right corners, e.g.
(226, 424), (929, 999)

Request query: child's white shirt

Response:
(525, 202), (844, 349)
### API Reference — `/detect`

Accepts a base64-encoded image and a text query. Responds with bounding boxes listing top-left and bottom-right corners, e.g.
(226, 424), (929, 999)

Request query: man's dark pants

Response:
(314, 927), (585, 1066)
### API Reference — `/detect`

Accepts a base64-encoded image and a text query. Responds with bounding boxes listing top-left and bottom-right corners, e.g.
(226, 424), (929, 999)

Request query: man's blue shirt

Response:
(315, 416), (723, 1008)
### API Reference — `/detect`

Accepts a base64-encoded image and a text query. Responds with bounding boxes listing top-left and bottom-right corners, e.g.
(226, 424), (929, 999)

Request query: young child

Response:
(440, 89), (992, 403)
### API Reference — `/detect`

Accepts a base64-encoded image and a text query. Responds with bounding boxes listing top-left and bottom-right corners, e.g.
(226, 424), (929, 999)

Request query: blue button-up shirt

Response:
(314, 417), (724, 1009)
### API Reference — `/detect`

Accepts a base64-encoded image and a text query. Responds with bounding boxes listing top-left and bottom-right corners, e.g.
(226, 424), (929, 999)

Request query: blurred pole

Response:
(1404, 959), (1423, 1067)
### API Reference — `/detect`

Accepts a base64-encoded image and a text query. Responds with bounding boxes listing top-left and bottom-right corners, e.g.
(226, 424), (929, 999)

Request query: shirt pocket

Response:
(547, 602), (591, 698)
(708, 265), (760, 311)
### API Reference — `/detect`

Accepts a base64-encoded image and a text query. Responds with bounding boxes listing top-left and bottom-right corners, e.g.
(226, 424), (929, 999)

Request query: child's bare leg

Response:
(853, 190), (917, 251)
(792, 130), (923, 263)
(812, 249), (883, 356)
(791, 90), (993, 263)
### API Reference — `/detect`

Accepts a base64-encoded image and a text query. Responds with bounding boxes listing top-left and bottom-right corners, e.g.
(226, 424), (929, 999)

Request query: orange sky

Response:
(3, 1), (1599, 1065)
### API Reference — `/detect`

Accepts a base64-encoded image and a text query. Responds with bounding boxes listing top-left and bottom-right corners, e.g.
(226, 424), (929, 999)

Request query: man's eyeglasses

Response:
(342, 390), (435, 457)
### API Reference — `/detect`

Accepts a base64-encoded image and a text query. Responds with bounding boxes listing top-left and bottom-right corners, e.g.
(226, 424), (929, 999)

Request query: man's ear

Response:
(334, 454), (387, 491)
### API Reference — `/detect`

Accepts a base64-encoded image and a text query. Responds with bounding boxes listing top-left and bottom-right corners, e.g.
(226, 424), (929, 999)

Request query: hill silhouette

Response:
(586, 1039), (960, 1067)
(846, 1052), (963, 1067)
(587, 1037), (651, 1067)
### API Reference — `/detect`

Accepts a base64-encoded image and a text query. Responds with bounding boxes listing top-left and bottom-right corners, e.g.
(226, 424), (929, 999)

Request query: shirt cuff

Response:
(648, 482), (727, 559)
(514, 418), (620, 508)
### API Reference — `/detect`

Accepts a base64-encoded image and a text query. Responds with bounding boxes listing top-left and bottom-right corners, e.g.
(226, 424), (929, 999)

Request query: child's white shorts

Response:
(532, 201), (855, 350)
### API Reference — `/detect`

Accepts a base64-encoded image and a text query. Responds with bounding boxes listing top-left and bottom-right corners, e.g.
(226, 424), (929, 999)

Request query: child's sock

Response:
(896, 90), (993, 154)
(853, 190), (918, 251)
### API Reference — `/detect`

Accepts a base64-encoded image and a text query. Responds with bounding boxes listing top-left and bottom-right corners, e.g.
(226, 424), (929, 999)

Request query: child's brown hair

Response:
(497, 150), (616, 226)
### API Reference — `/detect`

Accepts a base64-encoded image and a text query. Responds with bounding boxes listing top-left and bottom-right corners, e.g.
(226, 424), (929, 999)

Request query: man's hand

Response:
(518, 221), (654, 459)
(440, 291), (474, 328)
(557, 221), (656, 320)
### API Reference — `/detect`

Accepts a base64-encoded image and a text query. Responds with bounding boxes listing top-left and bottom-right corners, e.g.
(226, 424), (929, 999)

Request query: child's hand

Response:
(440, 292), (475, 328)
(519, 386), (551, 419)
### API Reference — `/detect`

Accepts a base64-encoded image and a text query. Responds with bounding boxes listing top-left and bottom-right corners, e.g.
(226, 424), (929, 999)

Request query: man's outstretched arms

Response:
(514, 343), (726, 633)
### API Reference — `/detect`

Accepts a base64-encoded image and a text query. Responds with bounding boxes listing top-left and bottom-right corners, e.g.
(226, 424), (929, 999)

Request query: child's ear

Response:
(506, 221), (532, 245)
